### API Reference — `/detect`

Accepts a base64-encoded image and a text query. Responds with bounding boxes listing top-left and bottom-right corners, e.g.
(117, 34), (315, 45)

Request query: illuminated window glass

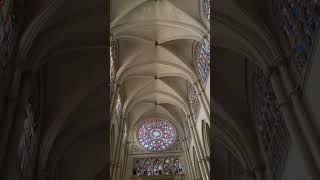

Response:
(137, 120), (176, 152)
(187, 82), (200, 121)
(133, 157), (183, 176)
(194, 40), (210, 87)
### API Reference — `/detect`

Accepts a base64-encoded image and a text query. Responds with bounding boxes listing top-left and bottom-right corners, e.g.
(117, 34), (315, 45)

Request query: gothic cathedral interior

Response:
(1, 0), (320, 180)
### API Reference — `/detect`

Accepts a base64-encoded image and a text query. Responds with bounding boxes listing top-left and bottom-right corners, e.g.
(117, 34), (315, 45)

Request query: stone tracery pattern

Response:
(137, 120), (176, 152)
(277, 0), (320, 74)
(253, 67), (290, 180)
(187, 82), (200, 121)
(110, 38), (117, 83)
(18, 103), (38, 179)
(133, 157), (183, 176)
(0, 0), (18, 67)
(194, 40), (210, 87)
(202, 0), (210, 20)
(110, 38), (118, 98)
(129, 138), (183, 154)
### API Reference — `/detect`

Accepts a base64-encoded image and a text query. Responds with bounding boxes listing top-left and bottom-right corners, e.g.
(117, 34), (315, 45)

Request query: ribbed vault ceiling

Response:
(111, 0), (209, 137)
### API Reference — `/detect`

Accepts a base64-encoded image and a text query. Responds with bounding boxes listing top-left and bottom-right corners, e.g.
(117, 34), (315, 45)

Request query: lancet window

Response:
(253, 67), (290, 180)
(0, 0), (18, 67)
(110, 38), (118, 83)
(277, 0), (320, 74)
(202, 0), (210, 20)
(133, 157), (183, 176)
(18, 103), (38, 179)
(187, 82), (200, 121)
(194, 40), (210, 87)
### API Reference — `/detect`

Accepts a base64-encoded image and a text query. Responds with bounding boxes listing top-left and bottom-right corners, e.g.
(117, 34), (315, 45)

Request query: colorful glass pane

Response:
(137, 120), (176, 151)
(194, 40), (210, 87)
(278, 0), (320, 73)
(187, 82), (200, 121)
(133, 157), (183, 176)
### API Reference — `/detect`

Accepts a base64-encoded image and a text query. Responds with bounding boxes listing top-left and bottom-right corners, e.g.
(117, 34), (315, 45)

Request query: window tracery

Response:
(110, 38), (118, 83)
(133, 157), (183, 176)
(277, 0), (320, 74)
(129, 138), (183, 154)
(194, 40), (210, 87)
(137, 120), (176, 152)
(18, 103), (38, 179)
(202, 0), (210, 20)
(253, 67), (290, 180)
(110, 38), (118, 98)
(187, 82), (200, 121)
(0, 0), (18, 67)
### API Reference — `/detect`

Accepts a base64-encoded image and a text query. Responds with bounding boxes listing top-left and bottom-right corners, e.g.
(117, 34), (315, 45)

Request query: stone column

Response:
(196, 81), (210, 110)
(111, 117), (126, 180)
(187, 116), (209, 180)
(278, 62), (320, 170)
(182, 137), (197, 180)
(195, 81), (210, 119)
(269, 69), (320, 179)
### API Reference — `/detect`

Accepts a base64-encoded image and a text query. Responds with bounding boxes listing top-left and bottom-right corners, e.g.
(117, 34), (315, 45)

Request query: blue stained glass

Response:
(296, 44), (306, 54)
(194, 40), (210, 87)
(278, 0), (320, 73)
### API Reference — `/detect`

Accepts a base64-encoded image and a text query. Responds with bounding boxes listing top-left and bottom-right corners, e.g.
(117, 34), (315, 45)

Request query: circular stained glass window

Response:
(137, 120), (176, 151)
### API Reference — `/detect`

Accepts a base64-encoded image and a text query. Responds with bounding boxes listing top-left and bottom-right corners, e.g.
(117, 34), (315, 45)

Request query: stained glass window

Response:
(253, 67), (290, 180)
(133, 157), (183, 176)
(277, 0), (320, 74)
(18, 103), (38, 179)
(187, 82), (200, 121)
(137, 120), (176, 152)
(0, 0), (18, 67)
(194, 40), (210, 87)
(202, 0), (210, 20)
(110, 38), (118, 84)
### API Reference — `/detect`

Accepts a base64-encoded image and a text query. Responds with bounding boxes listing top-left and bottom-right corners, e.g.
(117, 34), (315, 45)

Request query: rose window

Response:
(137, 120), (176, 151)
